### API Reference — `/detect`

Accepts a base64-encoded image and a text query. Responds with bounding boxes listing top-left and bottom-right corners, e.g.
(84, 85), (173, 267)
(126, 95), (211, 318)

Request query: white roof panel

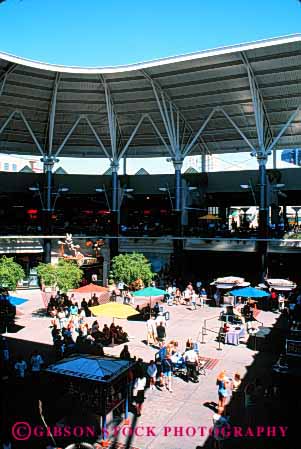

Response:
(0, 34), (300, 158)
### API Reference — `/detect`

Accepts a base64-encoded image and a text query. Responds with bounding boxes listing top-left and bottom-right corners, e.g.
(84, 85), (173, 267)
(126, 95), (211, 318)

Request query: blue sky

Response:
(0, 0), (300, 174)
(0, 0), (300, 66)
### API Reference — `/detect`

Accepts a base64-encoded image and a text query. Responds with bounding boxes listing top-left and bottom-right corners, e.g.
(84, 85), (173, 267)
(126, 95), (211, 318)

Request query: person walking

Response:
(133, 371), (146, 416)
(156, 321), (166, 347)
(120, 344), (131, 360)
(14, 356), (27, 378)
(212, 407), (230, 449)
(216, 370), (229, 413)
(200, 288), (207, 307)
(161, 354), (173, 392)
(146, 316), (157, 346)
(30, 350), (44, 374)
(191, 290), (197, 310)
(147, 360), (157, 391)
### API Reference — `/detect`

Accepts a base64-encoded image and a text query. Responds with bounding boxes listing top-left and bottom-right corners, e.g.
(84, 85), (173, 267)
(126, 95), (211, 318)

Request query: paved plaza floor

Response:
(3, 290), (285, 449)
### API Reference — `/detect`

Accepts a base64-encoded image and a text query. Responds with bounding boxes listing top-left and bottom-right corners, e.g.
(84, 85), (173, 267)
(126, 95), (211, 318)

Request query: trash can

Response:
(164, 311), (170, 321)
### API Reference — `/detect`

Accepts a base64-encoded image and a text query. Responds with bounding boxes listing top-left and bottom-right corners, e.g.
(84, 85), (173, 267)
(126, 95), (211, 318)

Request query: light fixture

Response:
(158, 187), (168, 192)
(58, 187), (69, 193)
(240, 184), (250, 189)
(278, 191), (287, 198)
(28, 186), (40, 192)
(124, 188), (134, 193)
(188, 186), (197, 191)
(275, 184), (285, 188)
(95, 188), (105, 193)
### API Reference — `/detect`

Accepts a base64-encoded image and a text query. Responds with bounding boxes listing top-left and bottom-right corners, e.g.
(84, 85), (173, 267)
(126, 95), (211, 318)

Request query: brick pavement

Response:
(3, 290), (283, 449)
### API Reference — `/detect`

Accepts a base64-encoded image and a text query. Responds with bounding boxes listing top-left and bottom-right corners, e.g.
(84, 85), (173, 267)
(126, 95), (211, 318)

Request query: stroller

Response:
(172, 356), (187, 377)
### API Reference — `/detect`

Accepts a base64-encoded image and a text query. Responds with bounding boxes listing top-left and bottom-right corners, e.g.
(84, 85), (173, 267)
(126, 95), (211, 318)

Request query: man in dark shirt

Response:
(156, 322), (166, 346)
(153, 302), (160, 317)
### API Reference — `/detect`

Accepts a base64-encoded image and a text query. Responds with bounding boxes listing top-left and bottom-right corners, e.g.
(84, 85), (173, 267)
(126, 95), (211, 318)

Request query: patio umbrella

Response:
(73, 283), (108, 293)
(89, 303), (139, 345)
(72, 283), (109, 299)
(89, 302), (140, 320)
(229, 287), (269, 298)
(132, 286), (168, 310)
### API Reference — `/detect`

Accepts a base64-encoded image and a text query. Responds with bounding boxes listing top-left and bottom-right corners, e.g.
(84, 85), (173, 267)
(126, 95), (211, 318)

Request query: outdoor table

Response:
(225, 326), (245, 345)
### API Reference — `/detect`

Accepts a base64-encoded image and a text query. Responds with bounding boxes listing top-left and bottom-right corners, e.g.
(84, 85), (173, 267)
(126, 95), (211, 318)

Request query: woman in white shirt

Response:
(57, 308), (66, 330)
(133, 373), (146, 416)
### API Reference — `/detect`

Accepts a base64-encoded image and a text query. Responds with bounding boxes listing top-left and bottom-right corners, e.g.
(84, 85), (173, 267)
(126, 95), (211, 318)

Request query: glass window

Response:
(12, 163), (17, 172)
(3, 163), (9, 171)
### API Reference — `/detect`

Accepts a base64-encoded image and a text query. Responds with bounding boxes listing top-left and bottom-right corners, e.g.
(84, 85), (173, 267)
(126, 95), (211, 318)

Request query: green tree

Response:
(37, 259), (83, 293)
(0, 256), (25, 291)
(36, 263), (57, 288)
(111, 252), (154, 287)
(56, 259), (83, 293)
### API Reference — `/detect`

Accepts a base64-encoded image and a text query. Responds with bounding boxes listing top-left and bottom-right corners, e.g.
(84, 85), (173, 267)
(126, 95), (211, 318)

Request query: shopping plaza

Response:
(0, 34), (301, 449)
(1, 35), (301, 286)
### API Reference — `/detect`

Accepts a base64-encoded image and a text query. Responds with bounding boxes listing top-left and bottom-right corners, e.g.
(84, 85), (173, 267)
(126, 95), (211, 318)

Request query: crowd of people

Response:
(46, 291), (129, 357)
(0, 336), (44, 381)
(47, 291), (103, 320)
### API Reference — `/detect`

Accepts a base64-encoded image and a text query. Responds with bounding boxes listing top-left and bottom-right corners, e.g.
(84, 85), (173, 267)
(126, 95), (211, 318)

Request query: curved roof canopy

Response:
(0, 34), (300, 160)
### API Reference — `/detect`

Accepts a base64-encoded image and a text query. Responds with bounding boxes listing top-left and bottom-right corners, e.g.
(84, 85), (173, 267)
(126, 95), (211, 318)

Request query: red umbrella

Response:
(72, 283), (110, 301)
(72, 283), (108, 293)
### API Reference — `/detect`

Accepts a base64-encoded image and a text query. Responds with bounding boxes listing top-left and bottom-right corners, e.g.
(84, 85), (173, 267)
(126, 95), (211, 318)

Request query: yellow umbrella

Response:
(199, 213), (221, 220)
(89, 303), (140, 346)
(89, 302), (140, 319)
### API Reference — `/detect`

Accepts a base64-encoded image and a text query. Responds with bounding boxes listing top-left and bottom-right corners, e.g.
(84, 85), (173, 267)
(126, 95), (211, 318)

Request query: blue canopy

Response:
(229, 287), (270, 298)
(0, 296), (28, 306)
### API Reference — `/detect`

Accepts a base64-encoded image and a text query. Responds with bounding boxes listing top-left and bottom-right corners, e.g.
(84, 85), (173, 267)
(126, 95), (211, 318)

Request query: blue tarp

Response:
(0, 296), (28, 306)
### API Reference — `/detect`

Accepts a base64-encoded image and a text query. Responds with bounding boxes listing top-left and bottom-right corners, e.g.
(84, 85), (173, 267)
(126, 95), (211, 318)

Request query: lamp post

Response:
(29, 184), (69, 263)
(95, 186), (134, 258)
(95, 186), (111, 211)
(158, 184), (174, 210)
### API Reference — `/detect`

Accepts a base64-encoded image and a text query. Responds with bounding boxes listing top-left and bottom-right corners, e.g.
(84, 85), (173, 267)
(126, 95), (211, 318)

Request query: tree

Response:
(36, 263), (57, 288)
(56, 259), (83, 293)
(111, 252), (154, 287)
(37, 259), (83, 293)
(0, 256), (25, 291)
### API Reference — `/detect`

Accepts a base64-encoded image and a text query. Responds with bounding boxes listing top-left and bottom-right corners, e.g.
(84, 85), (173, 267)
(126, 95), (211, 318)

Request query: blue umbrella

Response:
(0, 296), (28, 306)
(132, 287), (167, 297)
(229, 287), (269, 298)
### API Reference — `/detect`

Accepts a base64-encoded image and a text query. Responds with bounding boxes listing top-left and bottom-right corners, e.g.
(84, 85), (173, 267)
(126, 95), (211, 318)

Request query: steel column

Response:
(0, 63), (16, 97)
(47, 73), (60, 156)
(110, 161), (119, 258)
(43, 158), (55, 264)
(201, 153), (207, 172)
(174, 160), (183, 212)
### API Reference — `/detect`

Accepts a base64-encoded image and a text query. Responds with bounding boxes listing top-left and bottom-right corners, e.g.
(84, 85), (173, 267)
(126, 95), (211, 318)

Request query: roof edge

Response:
(0, 34), (300, 74)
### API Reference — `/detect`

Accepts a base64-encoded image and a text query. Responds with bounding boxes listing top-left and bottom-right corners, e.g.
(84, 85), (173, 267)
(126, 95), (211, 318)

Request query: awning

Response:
(0, 239), (43, 254)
